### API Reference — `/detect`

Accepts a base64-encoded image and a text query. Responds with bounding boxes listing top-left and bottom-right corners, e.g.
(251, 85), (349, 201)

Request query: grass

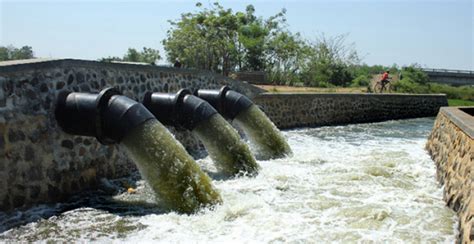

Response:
(448, 99), (474, 107)
(258, 85), (366, 93)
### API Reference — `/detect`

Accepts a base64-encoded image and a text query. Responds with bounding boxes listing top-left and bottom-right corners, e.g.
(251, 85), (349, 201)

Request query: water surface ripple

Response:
(0, 118), (457, 242)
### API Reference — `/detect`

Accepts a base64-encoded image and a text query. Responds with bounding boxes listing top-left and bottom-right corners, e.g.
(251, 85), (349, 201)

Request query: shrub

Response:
(351, 75), (370, 87)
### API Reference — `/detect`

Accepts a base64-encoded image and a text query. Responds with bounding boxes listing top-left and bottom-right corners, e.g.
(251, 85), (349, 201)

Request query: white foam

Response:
(0, 118), (457, 242)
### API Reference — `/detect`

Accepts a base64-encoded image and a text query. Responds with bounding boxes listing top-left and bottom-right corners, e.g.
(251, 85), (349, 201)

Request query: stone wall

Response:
(426, 107), (473, 243)
(0, 58), (450, 212)
(253, 93), (448, 129)
(0, 59), (262, 211)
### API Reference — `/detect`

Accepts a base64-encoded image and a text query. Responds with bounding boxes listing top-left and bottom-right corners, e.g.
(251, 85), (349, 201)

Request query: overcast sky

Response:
(1, 0), (473, 69)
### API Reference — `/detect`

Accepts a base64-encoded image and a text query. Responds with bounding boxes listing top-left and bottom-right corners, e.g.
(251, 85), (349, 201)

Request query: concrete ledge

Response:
(439, 107), (474, 139)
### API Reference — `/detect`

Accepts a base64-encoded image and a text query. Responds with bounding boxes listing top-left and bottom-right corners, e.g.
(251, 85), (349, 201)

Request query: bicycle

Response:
(373, 78), (392, 93)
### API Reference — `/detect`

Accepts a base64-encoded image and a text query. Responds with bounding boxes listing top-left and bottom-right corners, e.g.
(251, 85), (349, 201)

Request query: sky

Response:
(1, 0), (473, 69)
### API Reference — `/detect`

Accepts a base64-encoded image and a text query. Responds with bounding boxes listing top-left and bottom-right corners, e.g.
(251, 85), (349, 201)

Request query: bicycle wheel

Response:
(374, 82), (384, 93)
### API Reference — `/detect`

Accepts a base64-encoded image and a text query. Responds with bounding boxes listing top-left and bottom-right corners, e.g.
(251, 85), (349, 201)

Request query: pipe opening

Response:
(195, 86), (253, 120)
(143, 89), (217, 130)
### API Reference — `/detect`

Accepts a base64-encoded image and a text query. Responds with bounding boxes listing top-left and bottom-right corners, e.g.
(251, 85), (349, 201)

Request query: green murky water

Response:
(122, 119), (222, 213)
(193, 114), (259, 176)
(234, 105), (292, 160)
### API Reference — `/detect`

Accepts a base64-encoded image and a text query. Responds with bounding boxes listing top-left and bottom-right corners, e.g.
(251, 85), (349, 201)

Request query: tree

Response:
(301, 34), (360, 87)
(266, 31), (310, 85)
(163, 2), (288, 75)
(100, 47), (161, 64)
(0, 45), (34, 61)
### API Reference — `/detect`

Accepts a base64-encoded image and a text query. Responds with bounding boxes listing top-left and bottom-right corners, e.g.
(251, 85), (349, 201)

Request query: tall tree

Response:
(163, 2), (287, 75)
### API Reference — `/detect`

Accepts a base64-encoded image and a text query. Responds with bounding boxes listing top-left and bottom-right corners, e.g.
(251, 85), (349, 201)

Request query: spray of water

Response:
(234, 105), (292, 160)
(193, 114), (259, 176)
(121, 119), (222, 213)
(0, 118), (457, 242)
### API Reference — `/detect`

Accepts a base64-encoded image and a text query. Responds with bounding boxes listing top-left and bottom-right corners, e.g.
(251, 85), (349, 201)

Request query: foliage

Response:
(351, 74), (370, 87)
(163, 2), (290, 75)
(429, 83), (474, 101)
(266, 31), (310, 86)
(448, 99), (474, 106)
(100, 47), (160, 64)
(0, 45), (34, 61)
(300, 34), (360, 87)
(391, 65), (474, 101)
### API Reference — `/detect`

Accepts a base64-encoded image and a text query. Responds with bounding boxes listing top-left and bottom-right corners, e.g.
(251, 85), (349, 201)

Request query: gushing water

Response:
(0, 118), (457, 242)
(121, 119), (222, 213)
(234, 105), (292, 160)
(193, 114), (259, 176)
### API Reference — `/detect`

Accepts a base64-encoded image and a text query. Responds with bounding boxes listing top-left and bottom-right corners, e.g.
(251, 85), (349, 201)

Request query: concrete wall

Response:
(426, 107), (473, 243)
(253, 93), (447, 129)
(0, 59), (262, 211)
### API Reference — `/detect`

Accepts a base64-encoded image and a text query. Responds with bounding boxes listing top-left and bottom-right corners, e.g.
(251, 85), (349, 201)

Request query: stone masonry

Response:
(426, 107), (474, 243)
(253, 93), (447, 129)
(0, 59), (262, 211)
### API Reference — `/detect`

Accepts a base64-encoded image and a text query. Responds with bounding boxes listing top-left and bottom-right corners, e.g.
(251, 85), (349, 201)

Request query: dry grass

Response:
(256, 85), (367, 93)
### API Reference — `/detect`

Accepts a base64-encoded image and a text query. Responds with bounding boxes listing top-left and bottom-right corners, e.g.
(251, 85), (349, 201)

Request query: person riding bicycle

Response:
(381, 70), (391, 86)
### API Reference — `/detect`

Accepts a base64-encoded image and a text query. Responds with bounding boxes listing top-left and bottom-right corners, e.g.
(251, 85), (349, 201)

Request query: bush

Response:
(351, 75), (370, 87)
(392, 78), (429, 93)
(429, 83), (474, 101)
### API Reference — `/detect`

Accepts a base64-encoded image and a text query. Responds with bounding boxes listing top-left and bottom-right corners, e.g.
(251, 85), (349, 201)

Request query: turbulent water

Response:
(121, 119), (222, 213)
(0, 118), (457, 242)
(193, 114), (259, 176)
(234, 105), (293, 160)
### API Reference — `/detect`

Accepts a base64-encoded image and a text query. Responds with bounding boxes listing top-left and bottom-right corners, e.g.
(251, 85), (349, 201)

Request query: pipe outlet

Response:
(55, 87), (156, 144)
(143, 89), (218, 130)
(195, 86), (253, 120)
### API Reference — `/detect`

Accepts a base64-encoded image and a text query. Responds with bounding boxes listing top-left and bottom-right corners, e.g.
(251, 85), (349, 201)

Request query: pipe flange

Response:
(218, 86), (231, 113)
(95, 87), (121, 144)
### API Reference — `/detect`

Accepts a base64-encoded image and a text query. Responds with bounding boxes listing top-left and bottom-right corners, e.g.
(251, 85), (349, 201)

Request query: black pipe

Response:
(194, 86), (253, 120)
(143, 89), (218, 130)
(55, 87), (156, 144)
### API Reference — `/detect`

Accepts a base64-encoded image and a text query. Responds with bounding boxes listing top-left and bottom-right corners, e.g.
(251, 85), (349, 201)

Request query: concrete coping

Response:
(0, 58), (225, 77)
(440, 106), (474, 139)
(256, 92), (447, 98)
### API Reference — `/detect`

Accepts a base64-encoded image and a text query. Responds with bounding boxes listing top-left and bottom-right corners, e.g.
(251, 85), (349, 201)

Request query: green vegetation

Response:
(162, 2), (360, 86)
(0, 45), (34, 61)
(391, 65), (474, 102)
(448, 99), (474, 106)
(100, 47), (161, 64)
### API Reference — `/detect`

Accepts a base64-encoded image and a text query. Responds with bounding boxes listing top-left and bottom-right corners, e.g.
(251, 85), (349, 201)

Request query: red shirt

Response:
(381, 72), (389, 80)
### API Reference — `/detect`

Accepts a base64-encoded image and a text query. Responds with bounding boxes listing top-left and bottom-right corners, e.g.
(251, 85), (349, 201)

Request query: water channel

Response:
(0, 118), (457, 242)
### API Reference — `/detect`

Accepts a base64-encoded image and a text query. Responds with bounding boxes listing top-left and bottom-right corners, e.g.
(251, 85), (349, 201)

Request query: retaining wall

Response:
(426, 107), (474, 243)
(253, 93), (447, 129)
(0, 59), (262, 211)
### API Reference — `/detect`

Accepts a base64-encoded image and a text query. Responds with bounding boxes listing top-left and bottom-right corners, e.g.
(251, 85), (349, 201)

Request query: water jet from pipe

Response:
(143, 89), (259, 176)
(195, 86), (292, 160)
(55, 88), (221, 213)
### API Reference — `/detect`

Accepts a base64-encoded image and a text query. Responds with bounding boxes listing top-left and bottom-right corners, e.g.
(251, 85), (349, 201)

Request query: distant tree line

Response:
(0, 45), (34, 61)
(100, 47), (161, 64)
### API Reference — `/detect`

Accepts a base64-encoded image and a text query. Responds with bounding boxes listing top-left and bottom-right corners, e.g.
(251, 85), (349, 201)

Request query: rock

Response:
(24, 145), (34, 161)
(61, 139), (74, 149)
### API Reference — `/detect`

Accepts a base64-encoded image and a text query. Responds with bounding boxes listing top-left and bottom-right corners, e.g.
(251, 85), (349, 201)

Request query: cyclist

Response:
(381, 70), (391, 87)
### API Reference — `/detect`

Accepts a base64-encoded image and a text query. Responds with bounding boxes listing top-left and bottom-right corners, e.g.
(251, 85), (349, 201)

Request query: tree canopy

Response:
(163, 2), (362, 87)
(100, 47), (161, 64)
(0, 45), (34, 61)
